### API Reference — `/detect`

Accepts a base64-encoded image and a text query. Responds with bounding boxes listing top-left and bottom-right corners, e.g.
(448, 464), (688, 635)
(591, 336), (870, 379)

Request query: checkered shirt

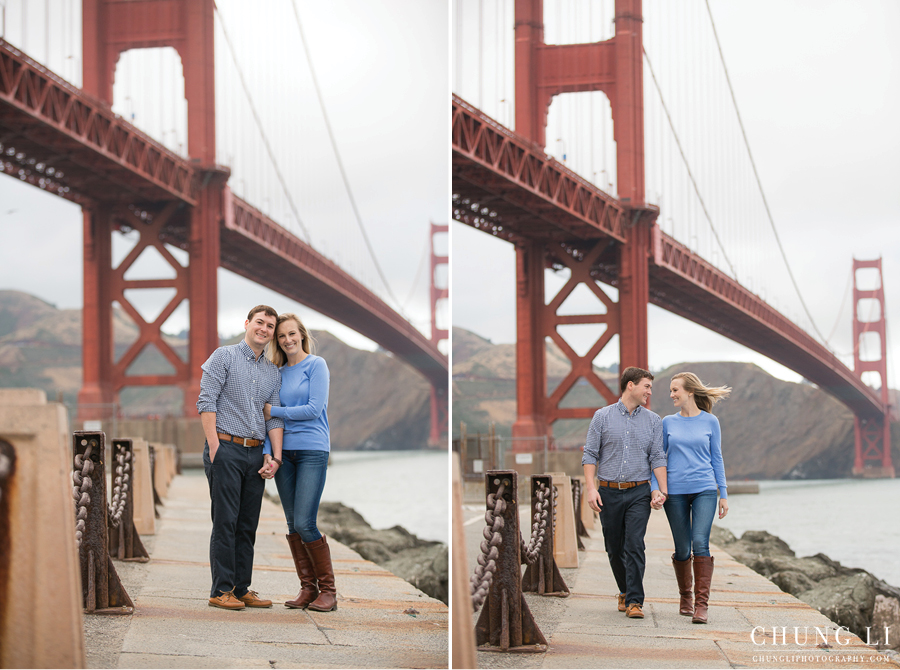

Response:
(197, 340), (284, 440)
(581, 400), (666, 482)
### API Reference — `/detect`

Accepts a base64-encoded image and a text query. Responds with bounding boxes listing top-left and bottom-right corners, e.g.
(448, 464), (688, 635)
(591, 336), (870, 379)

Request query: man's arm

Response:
(583, 462), (602, 512)
(200, 411), (220, 462)
(650, 465), (667, 509)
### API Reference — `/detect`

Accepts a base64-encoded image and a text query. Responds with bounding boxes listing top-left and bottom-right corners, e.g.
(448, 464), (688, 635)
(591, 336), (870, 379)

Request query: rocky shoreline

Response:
(711, 526), (900, 653)
(264, 492), (448, 604)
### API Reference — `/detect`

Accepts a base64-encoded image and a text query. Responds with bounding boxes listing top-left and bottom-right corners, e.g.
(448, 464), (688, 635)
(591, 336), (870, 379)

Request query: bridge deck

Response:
(462, 503), (898, 669)
(86, 471), (447, 669)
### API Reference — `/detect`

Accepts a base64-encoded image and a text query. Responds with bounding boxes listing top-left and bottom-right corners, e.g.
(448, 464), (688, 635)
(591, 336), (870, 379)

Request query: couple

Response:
(583, 366), (730, 624)
(196, 305), (335, 612)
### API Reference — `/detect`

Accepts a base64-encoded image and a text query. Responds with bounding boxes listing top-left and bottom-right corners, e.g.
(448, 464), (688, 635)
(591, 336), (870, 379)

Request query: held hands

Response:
(263, 403), (273, 422)
(650, 490), (667, 510)
(586, 488), (602, 513)
(718, 498), (729, 519)
(258, 454), (280, 480)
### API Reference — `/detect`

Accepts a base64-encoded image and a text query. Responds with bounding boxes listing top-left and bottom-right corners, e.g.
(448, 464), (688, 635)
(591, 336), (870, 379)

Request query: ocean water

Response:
(715, 478), (900, 587)
(266, 450), (449, 544)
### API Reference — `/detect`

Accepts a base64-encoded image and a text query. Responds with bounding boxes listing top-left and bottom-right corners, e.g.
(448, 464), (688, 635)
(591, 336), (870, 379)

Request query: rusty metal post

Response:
(522, 475), (569, 597)
(149, 444), (163, 517)
(73, 431), (134, 614)
(572, 478), (589, 547)
(475, 470), (547, 653)
(107, 439), (149, 562)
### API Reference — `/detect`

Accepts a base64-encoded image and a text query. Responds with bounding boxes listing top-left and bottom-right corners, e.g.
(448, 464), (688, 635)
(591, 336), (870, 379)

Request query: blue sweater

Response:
(264, 355), (330, 452)
(650, 411), (727, 498)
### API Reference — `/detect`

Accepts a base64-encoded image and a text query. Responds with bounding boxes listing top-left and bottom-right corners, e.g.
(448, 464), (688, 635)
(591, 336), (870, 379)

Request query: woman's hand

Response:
(263, 402), (272, 422)
(719, 498), (729, 519)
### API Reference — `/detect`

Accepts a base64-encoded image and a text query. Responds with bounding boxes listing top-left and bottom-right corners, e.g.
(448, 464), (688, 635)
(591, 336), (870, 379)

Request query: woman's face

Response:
(276, 320), (303, 356)
(670, 377), (690, 408)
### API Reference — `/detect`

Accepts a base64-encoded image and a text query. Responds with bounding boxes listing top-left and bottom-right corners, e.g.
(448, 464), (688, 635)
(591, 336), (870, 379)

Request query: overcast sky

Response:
(452, 0), (900, 387)
(0, 0), (449, 351)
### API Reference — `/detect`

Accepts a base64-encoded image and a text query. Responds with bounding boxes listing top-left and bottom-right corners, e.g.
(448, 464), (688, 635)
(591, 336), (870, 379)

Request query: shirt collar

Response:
(616, 399), (642, 417)
(238, 339), (266, 362)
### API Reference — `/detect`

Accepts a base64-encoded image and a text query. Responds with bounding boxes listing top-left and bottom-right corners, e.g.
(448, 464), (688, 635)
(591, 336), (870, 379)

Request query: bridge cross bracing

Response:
(451, 0), (896, 476)
(0, 0), (448, 431)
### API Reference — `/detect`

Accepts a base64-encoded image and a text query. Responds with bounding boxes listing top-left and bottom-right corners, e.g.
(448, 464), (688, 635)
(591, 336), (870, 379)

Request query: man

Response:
(198, 305), (285, 610)
(583, 366), (667, 619)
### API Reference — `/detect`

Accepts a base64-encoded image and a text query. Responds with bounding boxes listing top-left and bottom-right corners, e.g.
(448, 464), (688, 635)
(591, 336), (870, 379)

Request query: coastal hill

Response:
(0, 290), (430, 450)
(452, 326), (900, 479)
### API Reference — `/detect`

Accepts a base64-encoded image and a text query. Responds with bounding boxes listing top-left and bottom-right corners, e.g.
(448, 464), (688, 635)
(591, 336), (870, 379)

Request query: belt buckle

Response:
(616, 481), (624, 490)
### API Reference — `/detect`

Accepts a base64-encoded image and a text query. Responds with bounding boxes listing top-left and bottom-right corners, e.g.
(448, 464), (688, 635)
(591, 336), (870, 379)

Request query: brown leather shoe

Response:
(617, 593), (627, 612)
(285, 533), (319, 609)
(209, 589), (245, 610)
(305, 535), (337, 612)
(625, 603), (644, 619)
(237, 590), (273, 608)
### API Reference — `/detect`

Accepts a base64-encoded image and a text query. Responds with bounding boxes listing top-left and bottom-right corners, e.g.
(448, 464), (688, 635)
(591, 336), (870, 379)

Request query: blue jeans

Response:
(663, 489), (719, 560)
(274, 449), (328, 542)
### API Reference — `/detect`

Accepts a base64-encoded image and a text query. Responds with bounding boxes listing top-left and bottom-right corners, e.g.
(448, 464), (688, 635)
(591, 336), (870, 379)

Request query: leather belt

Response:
(217, 432), (262, 447)
(597, 479), (649, 490)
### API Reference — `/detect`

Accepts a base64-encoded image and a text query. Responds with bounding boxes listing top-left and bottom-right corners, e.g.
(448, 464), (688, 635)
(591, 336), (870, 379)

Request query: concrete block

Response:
(451, 454), (476, 668)
(574, 475), (595, 529)
(0, 388), (85, 668)
(548, 472), (579, 569)
(129, 438), (156, 536)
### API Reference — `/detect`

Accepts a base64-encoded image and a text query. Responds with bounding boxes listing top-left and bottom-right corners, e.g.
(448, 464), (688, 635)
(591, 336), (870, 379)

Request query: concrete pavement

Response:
(85, 471), (447, 669)
(461, 503), (899, 669)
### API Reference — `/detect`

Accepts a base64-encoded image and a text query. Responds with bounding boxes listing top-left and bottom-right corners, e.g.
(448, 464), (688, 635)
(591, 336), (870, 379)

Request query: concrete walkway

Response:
(86, 471), (447, 669)
(462, 503), (899, 669)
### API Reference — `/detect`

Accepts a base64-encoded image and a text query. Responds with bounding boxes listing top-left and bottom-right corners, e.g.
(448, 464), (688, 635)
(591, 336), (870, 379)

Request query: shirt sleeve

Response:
(581, 411), (602, 466)
(269, 358), (329, 422)
(264, 372), (284, 432)
(709, 415), (728, 498)
(197, 348), (228, 415)
(650, 417), (669, 490)
(648, 414), (667, 471)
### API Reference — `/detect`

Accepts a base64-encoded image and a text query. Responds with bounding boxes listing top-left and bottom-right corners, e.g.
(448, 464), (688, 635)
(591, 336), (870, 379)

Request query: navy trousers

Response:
(597, 482), (652, 606)
(203, 439), (265, 598)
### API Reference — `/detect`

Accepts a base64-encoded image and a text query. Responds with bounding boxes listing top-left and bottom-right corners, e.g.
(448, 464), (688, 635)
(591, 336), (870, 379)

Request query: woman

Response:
(262, 312), (336, 612)
(651, 372), (730, 624)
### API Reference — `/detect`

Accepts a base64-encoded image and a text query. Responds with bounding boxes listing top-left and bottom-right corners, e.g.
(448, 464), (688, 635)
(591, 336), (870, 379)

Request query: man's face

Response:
(245, 311), (277, 348)
(627, 377), (653, 406)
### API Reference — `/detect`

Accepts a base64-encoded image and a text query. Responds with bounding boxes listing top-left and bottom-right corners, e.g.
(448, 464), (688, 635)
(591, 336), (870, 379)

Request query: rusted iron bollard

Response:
(73, 431), (134, 614)
(571, 477), (589, 549)
(148, 444), (163, 517)
(475, 470), (547, 653)
(522, 474), (569, 597)
(107, 439), (149, 562)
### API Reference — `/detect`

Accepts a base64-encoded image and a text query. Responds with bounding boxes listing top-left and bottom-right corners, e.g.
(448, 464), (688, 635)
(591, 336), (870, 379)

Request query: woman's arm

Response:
(269, 357), (330, 421)
(709, 415), (727, 500)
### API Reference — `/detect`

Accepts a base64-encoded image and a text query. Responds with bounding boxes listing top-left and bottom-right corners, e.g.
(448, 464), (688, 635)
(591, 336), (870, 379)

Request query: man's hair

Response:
(620, 366), (654, 393)
(246, 305), (278, 322)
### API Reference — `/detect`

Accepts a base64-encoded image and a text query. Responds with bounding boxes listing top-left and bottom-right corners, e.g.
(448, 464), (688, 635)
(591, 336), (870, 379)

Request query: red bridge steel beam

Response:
(0, 39), (197, 205)
(222, 190), (447, 389)
(649, 230), (884, 419)
(452, 95), (629, 244)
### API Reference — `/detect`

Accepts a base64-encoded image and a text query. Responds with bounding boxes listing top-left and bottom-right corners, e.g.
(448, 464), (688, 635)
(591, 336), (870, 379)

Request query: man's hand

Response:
(258, 454), (279, 479)
(650, 490), (666, 510)
(586, 487), (602, 513)
(263, 403), (272, 422)
(209, 441), (219, 463)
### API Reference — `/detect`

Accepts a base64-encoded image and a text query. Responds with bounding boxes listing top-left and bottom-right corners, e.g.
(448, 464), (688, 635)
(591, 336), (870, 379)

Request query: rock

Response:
(769, 570), (817, 596)
(750, 555), (839, 583)
(725, 530), (795, 565)
(315, 502), (448, 604)
(798, 572), (876, 637)
(710, 525), (737, 547)
(872, 595), (900, 650)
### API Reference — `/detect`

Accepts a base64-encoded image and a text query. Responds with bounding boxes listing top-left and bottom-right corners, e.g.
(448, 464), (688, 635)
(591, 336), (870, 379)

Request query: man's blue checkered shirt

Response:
(581, 400), (666, 482)
(197, 340), (284, 440)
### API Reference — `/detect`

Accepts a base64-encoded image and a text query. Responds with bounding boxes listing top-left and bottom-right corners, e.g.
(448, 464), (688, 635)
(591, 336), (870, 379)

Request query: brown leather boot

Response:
(305, 535), (337, 612)
(692, 555), (714, 624)
(285, 533), (318, 609)
(672, 554), (693, 616)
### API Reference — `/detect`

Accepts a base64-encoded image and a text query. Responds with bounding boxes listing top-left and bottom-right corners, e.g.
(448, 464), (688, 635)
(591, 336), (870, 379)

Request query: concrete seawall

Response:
(461, 502), (899, 669)
(86, 471), (447, 669)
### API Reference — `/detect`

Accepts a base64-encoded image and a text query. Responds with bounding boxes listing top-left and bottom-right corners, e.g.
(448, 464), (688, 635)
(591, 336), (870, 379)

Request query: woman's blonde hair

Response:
(672, 372), (731, 413)
(266, 312), (316, 367)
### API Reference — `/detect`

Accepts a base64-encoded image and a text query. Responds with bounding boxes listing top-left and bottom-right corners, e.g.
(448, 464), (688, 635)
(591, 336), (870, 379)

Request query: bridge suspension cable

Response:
(702, 0), (828, 345)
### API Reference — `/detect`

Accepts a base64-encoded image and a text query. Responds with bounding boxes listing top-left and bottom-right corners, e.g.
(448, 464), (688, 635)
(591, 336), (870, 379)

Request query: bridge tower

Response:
(77, 0), (224, 419)
(851, 259), (894, 477)
(429, 222), (449, 447)
(511, 0), (657, 444)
